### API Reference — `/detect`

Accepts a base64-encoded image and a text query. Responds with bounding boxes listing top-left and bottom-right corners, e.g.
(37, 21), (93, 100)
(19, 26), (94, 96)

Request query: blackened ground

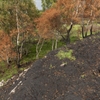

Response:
(0, 33), (100, 100)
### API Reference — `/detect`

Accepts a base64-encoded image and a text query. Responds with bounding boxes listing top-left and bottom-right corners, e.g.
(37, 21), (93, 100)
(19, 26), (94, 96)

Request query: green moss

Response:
(56, 49), (76, 60)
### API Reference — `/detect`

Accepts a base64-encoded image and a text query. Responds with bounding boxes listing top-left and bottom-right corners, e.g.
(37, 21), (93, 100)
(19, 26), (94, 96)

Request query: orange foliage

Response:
(35, 0), (100, 39)
(77, 0), (100, 21)
(56, 0), (79, 22)
(0, 30), (15, 62)
(35, 8), (61, 39)
(35, 0), (80, 39)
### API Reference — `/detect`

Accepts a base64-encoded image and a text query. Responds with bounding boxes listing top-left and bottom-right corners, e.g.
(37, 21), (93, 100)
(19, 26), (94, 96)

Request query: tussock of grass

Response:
(0, 65), (17, 81)
(56, 49), (76, 60)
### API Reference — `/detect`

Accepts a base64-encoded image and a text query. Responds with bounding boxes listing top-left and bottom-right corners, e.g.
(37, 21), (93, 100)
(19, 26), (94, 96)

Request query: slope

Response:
(0, 33), (100, 100)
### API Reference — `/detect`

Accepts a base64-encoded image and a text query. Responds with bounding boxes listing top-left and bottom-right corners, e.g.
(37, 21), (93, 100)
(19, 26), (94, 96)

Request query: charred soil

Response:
(0, 33), (100, 100)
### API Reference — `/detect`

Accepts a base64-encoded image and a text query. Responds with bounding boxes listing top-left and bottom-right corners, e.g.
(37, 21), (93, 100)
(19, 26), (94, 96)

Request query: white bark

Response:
(55, 39), (58, 49)
(52, 39), (55, 50)
(36, 38), (45, 59)
(15, 5), (20, 46)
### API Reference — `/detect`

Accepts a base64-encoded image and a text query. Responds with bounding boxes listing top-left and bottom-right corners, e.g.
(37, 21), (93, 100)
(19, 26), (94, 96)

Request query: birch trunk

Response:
(36, 38), (44, 59)
(55, 39), (58, 49)
(15, 5), (20, 68)
(52, 39), (55, 50)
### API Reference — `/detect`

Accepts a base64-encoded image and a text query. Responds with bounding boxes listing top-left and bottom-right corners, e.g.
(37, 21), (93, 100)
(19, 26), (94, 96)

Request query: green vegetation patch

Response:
(0, 40), (65, 81)
(0, 62), (26, 81)
(56, 49), (76, 60)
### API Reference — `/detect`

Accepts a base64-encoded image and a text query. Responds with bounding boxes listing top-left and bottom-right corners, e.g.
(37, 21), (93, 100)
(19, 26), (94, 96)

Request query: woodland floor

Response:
(0, 33), (100, 100)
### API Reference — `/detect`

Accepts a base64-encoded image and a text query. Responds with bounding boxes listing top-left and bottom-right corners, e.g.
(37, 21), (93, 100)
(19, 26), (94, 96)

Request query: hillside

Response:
(0, 33), (100, 100)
